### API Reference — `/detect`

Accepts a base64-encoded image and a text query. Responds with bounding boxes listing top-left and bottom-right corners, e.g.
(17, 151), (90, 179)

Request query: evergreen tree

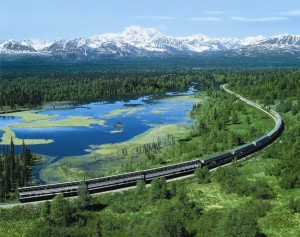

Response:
(50, 194), (72, 226)
(135, 180), (146, 195)
(10, 137), (15, 187)
(194, 167), (211, 184)
(149, 178), (161, 201)
(170, 182), (177, 197)
(217, 208), (260, 237)
(289, 197), (300, 213)
(76, 181), (91, 210)
(41, 200), (51, 221)
(149, 178), (167, 201)
(231, 111), (239, 124)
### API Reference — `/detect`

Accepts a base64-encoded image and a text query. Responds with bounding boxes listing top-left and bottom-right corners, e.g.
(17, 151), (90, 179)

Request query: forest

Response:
(0, 70), (201, 108)
(0, 140), (34, 201)
(113, 89), (273, 176)
(1, 68), (300, 236)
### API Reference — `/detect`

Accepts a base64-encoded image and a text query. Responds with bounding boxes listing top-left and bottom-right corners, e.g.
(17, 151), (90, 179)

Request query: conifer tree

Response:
(51, 194), (71, 226)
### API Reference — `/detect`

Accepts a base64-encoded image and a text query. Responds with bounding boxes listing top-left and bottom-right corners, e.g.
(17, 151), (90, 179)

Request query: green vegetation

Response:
(1, 110), (59, 123)
(1, 68), (300, 236)
(194, 167), (211, 184)
(12, 115), (106, 129)
(228, 70), (300, 191)
(0, 94), (199, 147)
(3, 157), (299, 237)
(39, 123), (186, 183)
(0, 112), (107, 147)
(110, 88), (273, 173)
(93, 124), (183, 155)
(0, 139), (34, 201)
(39, 89), (273, 183)
(0, 71), (201, 109)
(102, 107), (145, 118)
(0, 126), (54, 145)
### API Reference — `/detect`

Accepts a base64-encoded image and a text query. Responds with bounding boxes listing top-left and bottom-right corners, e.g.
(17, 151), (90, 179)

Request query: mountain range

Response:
(1, 26), (300, 58)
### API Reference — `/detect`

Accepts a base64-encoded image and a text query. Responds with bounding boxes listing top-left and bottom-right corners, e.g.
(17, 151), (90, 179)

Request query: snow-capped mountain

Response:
(258, 35), (300, 47)
(0, 40), (36, 54)
(233, 35), (300, 56)
(1, 26), (300, 58)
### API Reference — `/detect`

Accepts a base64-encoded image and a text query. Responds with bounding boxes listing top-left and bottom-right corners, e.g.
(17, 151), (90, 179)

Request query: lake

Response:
(0, 86), (201, 183)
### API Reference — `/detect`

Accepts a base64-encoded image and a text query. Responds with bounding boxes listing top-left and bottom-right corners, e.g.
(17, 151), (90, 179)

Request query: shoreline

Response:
(39, 122), (189, 183)
(0, 93), (203, 184)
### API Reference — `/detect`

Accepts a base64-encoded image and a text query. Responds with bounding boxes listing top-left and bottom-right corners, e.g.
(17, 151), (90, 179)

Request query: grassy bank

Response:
(1, 110), (58, 123)
(40, 123), (188, 183)
(102, 107), (146, 118)
(0, 126), (54, 145)
(93, 124), (187, 155)
(12, 116), (106, 129)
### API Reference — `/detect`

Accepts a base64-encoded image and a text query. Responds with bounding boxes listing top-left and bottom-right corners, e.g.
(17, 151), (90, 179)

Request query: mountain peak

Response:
(120, 26), (165, 41)
(179, 34), (210, 42)
(242, 35), (265, 45)
(1, 26), (300, 57)
(257, 35), (300, 47)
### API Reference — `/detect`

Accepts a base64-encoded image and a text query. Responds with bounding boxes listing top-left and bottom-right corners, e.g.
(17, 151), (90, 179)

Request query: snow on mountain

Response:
(25, 39), (54, 51)
(257, 35), (300, 47)
(241, 35), (265, 46)
(236, 35), (300, 55)
(0, 40), (36, 54)
(0, 26), (299, 57)
(0, 39), (54, 54)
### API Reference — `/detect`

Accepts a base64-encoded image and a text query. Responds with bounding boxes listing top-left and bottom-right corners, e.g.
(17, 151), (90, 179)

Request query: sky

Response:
(1, 0), (300, 40)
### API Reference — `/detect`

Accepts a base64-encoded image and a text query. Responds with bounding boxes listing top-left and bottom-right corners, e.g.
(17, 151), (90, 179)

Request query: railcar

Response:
(18, 180), (81, 193)
(19, 184), (80, 202)
(144, 162), (201, 181)
(201, 152), (233, 168)
(231, 143), (256, 158)
(88, 174), (144, 193)
(18, 85), (284, 203)
(252, 135), (270, 147)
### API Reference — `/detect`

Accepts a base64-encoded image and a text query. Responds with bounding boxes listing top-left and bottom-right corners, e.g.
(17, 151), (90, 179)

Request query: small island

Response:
(113, 121), (123, 128)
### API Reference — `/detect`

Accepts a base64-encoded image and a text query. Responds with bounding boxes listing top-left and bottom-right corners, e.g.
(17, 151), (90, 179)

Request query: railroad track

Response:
(10, 85), (284, 203)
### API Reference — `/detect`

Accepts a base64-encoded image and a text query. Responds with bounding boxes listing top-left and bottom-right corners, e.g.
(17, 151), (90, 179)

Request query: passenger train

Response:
(18, 85), (284, 203)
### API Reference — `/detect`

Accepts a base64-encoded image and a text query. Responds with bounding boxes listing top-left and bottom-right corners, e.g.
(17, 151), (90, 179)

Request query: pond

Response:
(0, 86), (202, 183)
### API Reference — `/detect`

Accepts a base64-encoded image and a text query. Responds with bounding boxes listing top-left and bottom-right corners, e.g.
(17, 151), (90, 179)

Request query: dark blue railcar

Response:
(231, 143), (255, 157)
(252, 135), (269, 147)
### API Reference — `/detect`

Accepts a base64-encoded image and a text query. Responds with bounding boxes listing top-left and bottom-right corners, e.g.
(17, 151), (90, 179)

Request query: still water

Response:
(0, 87), (199, 182)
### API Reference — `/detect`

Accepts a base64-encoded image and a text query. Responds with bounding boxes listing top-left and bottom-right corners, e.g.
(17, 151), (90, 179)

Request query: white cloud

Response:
(284, 10), (300, 16)
(231, 16), (288, 22)
(189, 17), (221, 21)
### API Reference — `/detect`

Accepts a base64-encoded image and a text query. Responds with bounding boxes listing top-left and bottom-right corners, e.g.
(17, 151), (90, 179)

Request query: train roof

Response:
(253, 135), (269, 143)
(231, 143), (255, 152)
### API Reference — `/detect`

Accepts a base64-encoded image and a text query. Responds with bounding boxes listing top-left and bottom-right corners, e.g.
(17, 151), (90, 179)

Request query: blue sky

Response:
(1, 0), (299, 40)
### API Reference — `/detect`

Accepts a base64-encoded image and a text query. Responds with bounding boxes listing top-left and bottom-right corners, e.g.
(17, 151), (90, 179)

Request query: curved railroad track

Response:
(2, 84), (284, 204)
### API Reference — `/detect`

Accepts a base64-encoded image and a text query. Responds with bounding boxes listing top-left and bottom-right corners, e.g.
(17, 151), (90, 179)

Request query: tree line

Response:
(0, 71), (204, 108)
(0, 139), (33, 201)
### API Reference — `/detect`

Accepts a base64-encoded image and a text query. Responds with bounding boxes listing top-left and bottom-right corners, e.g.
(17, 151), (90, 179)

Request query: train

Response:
(18, 85), (284, 203)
